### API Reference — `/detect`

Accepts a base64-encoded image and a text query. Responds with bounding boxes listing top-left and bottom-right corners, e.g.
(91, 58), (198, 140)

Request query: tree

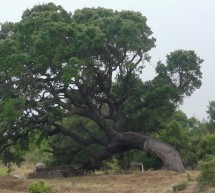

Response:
(0, 3), (203, 172)
(207, 101), (215, 133)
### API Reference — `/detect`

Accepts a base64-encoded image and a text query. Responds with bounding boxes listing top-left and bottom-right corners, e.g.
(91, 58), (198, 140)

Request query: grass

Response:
(0, 164), (214, 193)
(0, 166), (9, 176)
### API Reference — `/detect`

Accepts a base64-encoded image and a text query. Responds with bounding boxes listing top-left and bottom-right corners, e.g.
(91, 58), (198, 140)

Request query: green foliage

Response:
(73, 8), (155, 53)
(115, 150), (162, 170)
(173, 181), (188, 192)
(188, 117), (208, 136)
(48, 116), (104, 166)
(0, 98), (25, 123)
(157, 111), (203, 167)
(24, 132), (52, 164)
(140, 154), (162, 170)
(158, 50), (203, 97)
(207, 101), (215, 121)
(103, 156), (124, 174)
(24, 148), (52, 165)
(207, 101), (215, 133)
(0, 2), (204, 169)
(1, 143), (26, 167)
(0, 166), (9, 176)
(134, 151), (161, 169)
(28, 181), (51, 193)
(158, 120), (189, 151)
(199, 135), (215, 159)
(197, 157), (215, 190)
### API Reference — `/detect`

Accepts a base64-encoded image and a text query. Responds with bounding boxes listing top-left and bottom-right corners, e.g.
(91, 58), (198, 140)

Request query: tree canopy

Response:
(0, 3), (203, 172)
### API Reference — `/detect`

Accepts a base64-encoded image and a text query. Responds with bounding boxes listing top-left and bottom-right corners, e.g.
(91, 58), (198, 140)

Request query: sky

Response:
(0, 0), (215, 120)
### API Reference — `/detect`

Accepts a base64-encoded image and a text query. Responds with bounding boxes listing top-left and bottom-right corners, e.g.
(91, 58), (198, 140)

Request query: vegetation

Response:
(0, 2), (205, 173)
(197, 157), (215, 191)
(0, 166), (9, 176)
(173, 181), (188, 192)
(2, 1), (215, 192)
(28, 180), (51, 193)
(102, 156), (125, 174)
(207, 101), (215, 133)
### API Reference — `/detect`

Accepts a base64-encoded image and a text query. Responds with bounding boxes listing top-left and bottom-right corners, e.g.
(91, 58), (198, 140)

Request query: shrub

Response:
(139, 153), (162, 170)
(102, 156), (124, 174)
(197, 156), (215, 190)
(28, 180), (50, 193)
(199, 135), (215, 159)
(173, 181), (188, 192)
(117, 150), (162, 171)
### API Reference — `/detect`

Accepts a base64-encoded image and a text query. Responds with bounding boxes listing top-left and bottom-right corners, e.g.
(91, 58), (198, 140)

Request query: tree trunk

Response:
(143, 137), (185, 172)
(115, 132), (185, 173)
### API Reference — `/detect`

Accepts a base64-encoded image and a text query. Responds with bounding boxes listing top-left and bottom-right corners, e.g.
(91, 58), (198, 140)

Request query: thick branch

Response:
(52, 123), (96, 146)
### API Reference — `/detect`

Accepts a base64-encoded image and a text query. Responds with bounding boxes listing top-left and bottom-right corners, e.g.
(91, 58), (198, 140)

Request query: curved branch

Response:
(52, 123), (95, 146)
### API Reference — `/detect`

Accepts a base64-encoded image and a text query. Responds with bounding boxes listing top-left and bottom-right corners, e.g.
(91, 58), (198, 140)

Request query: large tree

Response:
(0, 3), (203, 172)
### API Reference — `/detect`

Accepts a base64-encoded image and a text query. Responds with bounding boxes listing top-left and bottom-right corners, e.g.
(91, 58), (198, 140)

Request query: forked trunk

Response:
(117, 132), (185, 173)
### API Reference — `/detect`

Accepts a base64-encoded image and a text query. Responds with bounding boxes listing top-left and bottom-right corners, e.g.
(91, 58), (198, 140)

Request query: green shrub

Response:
(139, 153), (162, 170)
(28, 180), (50, 193)
(0, 166), (8, 176)
(197, 156), (215, 190)
(199, 135), (215, 159)
(102, 156), (124, 174)
(173, 181), (188, 192)
(117, 150), (162, 170)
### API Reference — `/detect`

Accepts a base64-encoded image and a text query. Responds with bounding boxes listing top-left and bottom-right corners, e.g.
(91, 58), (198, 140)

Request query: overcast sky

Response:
(1, 0), (215, 120)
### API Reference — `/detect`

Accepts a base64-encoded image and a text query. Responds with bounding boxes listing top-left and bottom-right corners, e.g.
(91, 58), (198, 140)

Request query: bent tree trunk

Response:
(115, 132), (185, 173)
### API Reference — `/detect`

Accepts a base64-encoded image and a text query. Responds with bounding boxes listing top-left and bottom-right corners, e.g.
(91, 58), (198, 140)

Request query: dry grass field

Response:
(0, 165), (214, 193)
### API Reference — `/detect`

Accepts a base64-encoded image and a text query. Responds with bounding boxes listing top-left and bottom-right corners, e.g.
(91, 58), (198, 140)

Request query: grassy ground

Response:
(0, 164), (214, 193)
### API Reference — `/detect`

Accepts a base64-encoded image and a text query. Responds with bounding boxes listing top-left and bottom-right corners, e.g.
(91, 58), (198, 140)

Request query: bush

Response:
(28, 180), (50, 193)
(173, 181), (188, 192)
(199, 135), (215, 158)
(197, 156), (215, 190)
(139, 154), (162, 170)
(102, 156), (124, 174)
(117, 150), (162, 171)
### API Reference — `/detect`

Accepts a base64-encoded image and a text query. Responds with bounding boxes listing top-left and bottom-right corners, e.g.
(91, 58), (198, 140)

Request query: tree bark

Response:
(114, 132), (185, 173)
(143, 137), (185, 172)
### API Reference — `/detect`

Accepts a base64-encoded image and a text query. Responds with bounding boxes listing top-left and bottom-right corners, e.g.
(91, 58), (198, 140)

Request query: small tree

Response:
(207, 101), (215, 133)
